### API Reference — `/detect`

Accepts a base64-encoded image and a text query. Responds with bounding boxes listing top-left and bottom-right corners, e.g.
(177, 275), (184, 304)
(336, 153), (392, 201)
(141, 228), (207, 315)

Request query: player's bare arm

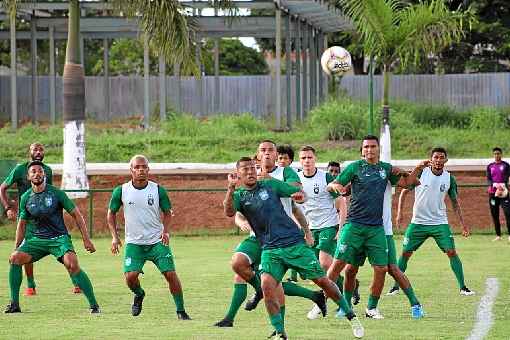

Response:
(327, 180), (346, 194)
(70, 207), (96, 253)
(451, 197), (470, 237)
(235, 212), (253, 233)
(396, 188), (410, 229)
(161, 210), (172, 245)
(107, 209), (122, 254)
(0, 183), (16, 220)
(396, 160), (429, 188)
(291, 203), (313, 246)
(223, 173), (237, 217)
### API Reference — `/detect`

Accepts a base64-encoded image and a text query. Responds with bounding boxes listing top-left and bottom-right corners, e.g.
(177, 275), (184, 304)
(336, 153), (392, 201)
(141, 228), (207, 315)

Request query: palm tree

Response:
(337, 0), (474, 158)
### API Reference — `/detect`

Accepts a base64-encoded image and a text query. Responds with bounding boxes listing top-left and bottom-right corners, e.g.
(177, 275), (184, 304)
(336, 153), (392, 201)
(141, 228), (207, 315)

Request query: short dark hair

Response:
(27, 160), (44, 171)
(236, 157), (254, 168)
(259, 139), (276, 147)
(362, 135), (379, 145)
(430, 147), (448, 158)
(327, 161), (340, 168)
(277, 145), (295, 161)
(493, 147), (503, 153)
(299, 145), (316, 154)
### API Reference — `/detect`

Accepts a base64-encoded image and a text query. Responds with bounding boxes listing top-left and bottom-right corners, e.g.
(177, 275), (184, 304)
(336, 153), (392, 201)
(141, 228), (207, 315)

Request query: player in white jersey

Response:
(388, 147), (475, 296)
(107, 155), (191, 319)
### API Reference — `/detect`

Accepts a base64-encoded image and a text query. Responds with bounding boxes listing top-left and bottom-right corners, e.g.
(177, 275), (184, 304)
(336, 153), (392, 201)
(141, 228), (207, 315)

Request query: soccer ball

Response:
(320, 46), (352, 76)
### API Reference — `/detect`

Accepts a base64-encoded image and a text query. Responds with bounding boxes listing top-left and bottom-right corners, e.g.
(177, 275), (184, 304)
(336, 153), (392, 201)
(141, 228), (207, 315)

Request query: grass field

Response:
(0, 235), (508, 340)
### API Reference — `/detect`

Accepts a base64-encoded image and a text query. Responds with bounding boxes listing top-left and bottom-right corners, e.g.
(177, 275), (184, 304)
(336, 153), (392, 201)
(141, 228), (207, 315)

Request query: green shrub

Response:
(309, 98), (366, 141)
(408, 104), (471, 128)
(469, 107), (505, 130)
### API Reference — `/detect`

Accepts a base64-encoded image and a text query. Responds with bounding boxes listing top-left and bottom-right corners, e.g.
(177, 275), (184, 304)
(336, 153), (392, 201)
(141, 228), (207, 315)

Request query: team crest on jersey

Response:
(125, 257), (132, 266)
(147, 194), (154, 206)
(403, 237), (409, 246)
(313, 183), (320, 194)
(379, 169), (387, 179)
(439, 184), (446, 192)
(259, 189), (269, 201)
(337, 243), (347, 253)
(44, 196), (53, 207)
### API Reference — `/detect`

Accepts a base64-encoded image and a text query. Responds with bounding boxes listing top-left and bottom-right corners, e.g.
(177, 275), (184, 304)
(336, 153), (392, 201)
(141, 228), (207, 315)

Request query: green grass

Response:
(0, 235), (508, 339)
(0, 101), (509, 163)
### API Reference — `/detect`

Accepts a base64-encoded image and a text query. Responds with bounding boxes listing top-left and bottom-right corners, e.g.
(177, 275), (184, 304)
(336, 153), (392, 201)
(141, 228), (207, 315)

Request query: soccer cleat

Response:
(349, 316), (365, 338)
(312, 291), (327, 317)
(244, 290), (263, 311)
(267, 331), (287, 340)
(177, 311), (192, 320)
(386, 286), (400, 296)
(72, 286), (82, 294)
(492, 236), (501, 241)
(131, 293), (145, 316)
(4, 301), (21, 313)
(365, 308), (384, 319)
(335, 307), (346, 319)
(90, 305), (101, 314)
(353, 279), (361, 305)
(214, 318), (234, 327)
(411, 304), (425, 319)
(460, 286), (475, 296)
(24, 287), (37, 296)
(306, 304), (322, 320)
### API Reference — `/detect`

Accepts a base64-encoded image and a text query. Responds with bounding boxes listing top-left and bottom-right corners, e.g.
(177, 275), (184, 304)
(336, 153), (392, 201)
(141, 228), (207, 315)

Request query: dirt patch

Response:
(50, 172), (497, 235)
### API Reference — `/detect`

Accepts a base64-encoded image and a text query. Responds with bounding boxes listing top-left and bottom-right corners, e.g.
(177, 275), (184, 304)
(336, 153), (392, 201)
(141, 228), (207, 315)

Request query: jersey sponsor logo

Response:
(403, 237), (409, 246)
(313, 183), (320, 194)
(147, 194), (154, 206)
(379, 169), (387, 180)
(44, 196), (53, 207)
(258, 189), (269, 201)
(125, 257), (132, 266)
(440, 184), (447, 192)
(337, 243), (347, 253)
(128, 201), (135, 205)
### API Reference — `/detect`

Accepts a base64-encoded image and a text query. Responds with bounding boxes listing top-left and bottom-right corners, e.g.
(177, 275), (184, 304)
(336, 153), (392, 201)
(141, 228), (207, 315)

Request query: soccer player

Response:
(389, 147), (475, 296)
(107, 155), (190, 319)
(277, 144), (295, 169)
(0, 142), (80, 295)
(327, 135), (425, 319)
(224, 157), (364, 339)
(4, 161), (99, 314)
(214, 142), (326, 327)
(327, 161), (341, 178)
(486, 147), (510, 241)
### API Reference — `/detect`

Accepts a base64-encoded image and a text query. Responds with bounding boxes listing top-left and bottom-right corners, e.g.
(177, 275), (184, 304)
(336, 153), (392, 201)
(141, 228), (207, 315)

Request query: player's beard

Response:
(31, 178), (44, 186)
(31, 154), (44, 162)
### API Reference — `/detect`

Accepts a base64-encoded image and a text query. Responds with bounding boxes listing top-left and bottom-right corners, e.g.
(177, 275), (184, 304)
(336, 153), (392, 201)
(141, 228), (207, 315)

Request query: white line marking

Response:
(466, 277), (499, 340)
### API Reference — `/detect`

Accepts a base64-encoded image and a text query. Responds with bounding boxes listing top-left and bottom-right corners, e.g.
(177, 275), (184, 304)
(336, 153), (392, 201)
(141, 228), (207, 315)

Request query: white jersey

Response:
(267, 166), (294, 217)
(411, 167), (456, 225)
(121, 181), (165, 245)
(298, 169), (339, 229)
(382, 183), (393, 235)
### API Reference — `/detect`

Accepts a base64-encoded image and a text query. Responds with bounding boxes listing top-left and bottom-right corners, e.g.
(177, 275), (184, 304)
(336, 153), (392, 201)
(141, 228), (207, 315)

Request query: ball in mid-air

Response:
(320, 46), (352, 76)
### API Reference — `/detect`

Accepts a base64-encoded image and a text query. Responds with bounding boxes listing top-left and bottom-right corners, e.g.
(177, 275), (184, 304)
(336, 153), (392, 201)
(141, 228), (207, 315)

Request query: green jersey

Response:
(337, 159), (400, 226)
(3, 161), (53, 200)
(19, 184), (76, 239)
(233, 178), (302, 249)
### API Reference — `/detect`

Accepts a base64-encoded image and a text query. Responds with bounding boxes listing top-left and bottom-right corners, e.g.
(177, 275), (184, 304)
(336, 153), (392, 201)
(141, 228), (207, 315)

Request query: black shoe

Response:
(267, 331), (287, 339)
(214, 317), (233, 327)
(132, 293), (145, 316)
(312, 291), (327, 317)
(244, 290), (263, 311)
(353, 279), (361, 305)
(177, 310), (192, 320)
(4, 301), (21, 313)
(90, 305), (101, 314)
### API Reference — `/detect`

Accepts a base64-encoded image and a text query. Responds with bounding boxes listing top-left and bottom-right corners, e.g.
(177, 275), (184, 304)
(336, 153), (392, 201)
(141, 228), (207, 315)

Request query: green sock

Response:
(367, 294), (380, 309)
(336, 275), (344, 293)
(26, 275), (36, 289)
(334, 295), (352, 315)
(269, 312), (284, 334)
(403, 286), (420, 306)
(280, 305), (286, 327)
(343, 289), (353, 309)
(9, 264), (22, 303)
(290, 269), (298, 281)
(395, 256), (409, 288)
(71, 270), (98, 307)
(70, 274), (79, 287)
(225, 283), (247, 321)
(248, 274), (261, 292)
(129, 285), (145, 297)
(282, 281), (315, 300)
(449, 255), (465, 289)
(172, 292), (185, 312)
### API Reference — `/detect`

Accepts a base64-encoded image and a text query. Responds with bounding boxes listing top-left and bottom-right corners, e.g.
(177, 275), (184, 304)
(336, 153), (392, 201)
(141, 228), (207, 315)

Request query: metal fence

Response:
(1, 73), (509, 122)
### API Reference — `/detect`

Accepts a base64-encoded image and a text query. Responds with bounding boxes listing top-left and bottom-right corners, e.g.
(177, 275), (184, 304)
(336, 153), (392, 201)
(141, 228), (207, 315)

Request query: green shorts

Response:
(386, 235), (397, 265)
(17, 234), (75, 262)
(402, 223), (455, 253)
(311, 225), (338, 257)
(260, 243), (325, 283)
(334, 222), (388, 267)
(124, 242), (175, 273)
(235, 235), (262, 268)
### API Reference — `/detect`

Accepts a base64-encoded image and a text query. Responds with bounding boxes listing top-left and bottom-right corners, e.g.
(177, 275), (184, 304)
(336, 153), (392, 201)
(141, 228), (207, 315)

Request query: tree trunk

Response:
(62, 0), (89, 198)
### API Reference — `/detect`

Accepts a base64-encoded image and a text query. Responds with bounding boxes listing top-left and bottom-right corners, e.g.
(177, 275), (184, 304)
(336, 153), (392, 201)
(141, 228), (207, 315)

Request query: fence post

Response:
(88, 191), (94, 238)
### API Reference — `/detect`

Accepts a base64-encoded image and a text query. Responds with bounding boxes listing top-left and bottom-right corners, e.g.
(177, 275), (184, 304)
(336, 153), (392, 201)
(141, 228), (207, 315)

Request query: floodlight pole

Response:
(368, 55), (374, 135)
